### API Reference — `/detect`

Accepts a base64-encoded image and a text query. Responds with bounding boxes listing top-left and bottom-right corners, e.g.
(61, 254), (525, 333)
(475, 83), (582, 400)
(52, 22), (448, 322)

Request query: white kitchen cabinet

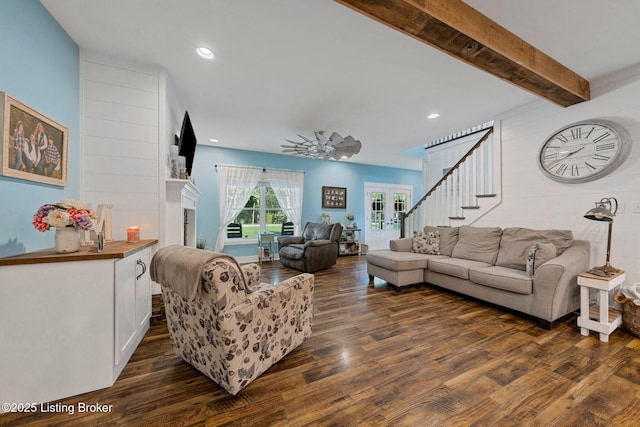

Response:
(114, 243), (153, 375)
(0, 240), (157, 405)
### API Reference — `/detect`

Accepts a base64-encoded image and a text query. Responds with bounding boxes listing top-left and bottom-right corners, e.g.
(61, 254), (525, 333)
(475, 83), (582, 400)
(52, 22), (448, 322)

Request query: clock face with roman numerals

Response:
(538, 119), (632, 183)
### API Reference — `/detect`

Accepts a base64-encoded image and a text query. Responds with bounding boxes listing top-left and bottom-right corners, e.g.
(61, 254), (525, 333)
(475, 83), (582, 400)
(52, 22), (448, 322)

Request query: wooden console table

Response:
(0, 240), (157, 404)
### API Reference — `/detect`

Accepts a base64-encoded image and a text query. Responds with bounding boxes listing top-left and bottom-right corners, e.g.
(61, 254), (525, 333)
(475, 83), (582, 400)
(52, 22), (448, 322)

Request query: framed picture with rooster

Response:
(1, 92), (68, 186)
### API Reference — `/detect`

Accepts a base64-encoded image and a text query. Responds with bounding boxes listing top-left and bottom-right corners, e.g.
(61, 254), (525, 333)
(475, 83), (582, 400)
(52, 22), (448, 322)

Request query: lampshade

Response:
(584, 206), (615, 222)
(584, 197), (617, 222)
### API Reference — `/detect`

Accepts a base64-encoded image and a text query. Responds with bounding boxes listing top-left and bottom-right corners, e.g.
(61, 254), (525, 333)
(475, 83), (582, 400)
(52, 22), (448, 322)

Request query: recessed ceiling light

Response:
(196, 47), (215, 60)
(209, 138), (219, 143)
(427, 113), (440, 119)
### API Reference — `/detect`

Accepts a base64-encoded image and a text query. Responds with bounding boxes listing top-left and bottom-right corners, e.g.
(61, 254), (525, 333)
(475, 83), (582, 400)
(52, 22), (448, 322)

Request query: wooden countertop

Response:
(0, 239), (158, 266)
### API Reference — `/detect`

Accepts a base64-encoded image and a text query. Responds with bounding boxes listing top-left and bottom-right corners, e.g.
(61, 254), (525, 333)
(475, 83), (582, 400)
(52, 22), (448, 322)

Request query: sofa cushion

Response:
(496, 228), (550, 270)
(367, 250), (439, 271)
(390, 237), (413, 252)
(428, 257), (493, 280)
(424, 226), (459, 256)
(539, 229), (574, 255)
(279, 244), (305, 260)
(525, 242), (558, 277)
(451, 225), (503, 265)
(412, 230), (440, 254)
(496, 228), (574, 271)
(469, 266), (533, 295)
(299, 222), (343, 244)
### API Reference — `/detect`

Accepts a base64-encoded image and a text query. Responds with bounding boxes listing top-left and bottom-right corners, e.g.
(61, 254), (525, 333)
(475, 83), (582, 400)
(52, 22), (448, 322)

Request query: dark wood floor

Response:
(3, 255), (640, 426)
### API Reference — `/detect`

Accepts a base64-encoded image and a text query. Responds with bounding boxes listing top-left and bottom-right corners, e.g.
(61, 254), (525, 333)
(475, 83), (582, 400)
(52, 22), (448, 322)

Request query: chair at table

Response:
(281, 221), (295, 236)
(226, 222), (242, 238)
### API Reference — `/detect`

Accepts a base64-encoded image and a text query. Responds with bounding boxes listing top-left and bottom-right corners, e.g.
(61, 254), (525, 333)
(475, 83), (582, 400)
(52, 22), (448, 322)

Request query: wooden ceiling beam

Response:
(335, 0), (590, 107)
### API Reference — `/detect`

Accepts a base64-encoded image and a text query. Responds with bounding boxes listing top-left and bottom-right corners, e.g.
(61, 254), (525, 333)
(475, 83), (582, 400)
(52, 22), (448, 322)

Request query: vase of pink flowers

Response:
(33, 199), (96, 253)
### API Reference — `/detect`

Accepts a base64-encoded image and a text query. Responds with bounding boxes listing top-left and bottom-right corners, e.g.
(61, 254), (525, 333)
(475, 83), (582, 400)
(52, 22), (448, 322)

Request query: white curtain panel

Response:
(266, 168), (305, 234)
(214, 164), (263, 251)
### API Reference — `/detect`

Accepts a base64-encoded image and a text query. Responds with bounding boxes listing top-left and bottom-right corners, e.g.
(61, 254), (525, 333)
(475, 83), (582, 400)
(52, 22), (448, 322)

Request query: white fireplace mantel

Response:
(165, 178), (201, 248)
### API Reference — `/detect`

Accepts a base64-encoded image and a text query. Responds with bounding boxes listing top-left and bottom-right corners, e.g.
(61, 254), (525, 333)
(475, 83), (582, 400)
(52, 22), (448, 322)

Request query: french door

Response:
(364, 182), (413, 251)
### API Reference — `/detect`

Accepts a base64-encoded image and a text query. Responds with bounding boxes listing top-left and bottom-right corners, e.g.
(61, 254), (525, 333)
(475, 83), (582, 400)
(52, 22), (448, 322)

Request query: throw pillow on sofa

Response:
(525, 242), (558, 277)
(424, 226), (459, 256)
(525, 245), (536, 277)
(534, 241), (557, 270)
(412, 230), (440, 254)
(451, 225), (502, 264)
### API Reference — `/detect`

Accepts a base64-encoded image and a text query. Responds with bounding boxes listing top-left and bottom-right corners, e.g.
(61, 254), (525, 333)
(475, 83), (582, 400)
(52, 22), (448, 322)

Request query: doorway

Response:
(364, 182), (413, 251)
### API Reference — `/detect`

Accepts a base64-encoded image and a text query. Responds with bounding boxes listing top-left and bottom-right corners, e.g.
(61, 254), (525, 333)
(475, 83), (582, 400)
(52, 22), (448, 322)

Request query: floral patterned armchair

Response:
(151, 247), (314, 395)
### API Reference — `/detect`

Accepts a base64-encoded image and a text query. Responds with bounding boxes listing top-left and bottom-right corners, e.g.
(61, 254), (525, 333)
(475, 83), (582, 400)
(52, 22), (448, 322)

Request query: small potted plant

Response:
(196, 236), (209, 250)
(346, 214), (355, 228)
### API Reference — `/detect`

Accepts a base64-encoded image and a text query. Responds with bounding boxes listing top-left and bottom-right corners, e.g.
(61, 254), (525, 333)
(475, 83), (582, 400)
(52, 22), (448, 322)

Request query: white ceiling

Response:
(41, 0), (640, 170)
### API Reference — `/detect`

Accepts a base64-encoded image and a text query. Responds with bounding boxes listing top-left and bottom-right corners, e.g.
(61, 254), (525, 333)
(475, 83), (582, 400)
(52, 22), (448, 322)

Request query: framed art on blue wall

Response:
(0, 92), (68, 186)
(322, 186), (347, 209)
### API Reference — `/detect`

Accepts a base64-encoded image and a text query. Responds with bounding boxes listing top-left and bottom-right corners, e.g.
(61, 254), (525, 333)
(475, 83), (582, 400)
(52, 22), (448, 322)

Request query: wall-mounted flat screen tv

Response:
(178, 111), (197, 176)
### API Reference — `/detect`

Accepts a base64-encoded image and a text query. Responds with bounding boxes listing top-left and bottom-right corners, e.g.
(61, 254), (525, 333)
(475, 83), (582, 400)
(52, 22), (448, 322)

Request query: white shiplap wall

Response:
(474, 65), (640, 283)
(81, 51), (160, 241)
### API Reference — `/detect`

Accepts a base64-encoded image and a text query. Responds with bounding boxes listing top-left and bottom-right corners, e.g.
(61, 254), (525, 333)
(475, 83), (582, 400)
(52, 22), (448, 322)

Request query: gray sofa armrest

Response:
(531, 240), (590, 321)
(390, 237), (413, 252)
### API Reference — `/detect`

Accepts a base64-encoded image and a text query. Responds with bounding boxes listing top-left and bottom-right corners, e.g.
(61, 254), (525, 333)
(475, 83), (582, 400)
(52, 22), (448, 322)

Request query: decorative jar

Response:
(54, 227), (81, 253)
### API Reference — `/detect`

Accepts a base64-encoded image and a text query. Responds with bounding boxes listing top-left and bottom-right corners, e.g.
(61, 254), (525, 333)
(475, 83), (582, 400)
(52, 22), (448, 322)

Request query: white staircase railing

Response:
(403, 127), (498, 237)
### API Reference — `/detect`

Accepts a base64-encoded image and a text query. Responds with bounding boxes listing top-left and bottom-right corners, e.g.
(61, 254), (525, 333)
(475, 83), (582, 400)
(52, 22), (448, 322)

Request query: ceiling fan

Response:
(282, 131), (362, 160)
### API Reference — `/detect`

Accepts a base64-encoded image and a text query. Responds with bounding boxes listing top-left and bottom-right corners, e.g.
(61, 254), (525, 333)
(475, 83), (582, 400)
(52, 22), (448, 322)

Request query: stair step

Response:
(461, 206), (480, 210)
(476, 194), (497, 198)
(448, 216), (466, 220)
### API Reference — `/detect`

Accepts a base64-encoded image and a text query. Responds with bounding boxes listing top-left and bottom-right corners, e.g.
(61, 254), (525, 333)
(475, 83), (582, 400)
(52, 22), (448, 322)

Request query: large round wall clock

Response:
(538, 119), (632, 183)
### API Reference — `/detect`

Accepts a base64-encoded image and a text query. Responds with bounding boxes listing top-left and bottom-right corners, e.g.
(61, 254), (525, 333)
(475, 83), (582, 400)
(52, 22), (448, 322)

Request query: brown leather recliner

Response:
(277, 222), (343, 272)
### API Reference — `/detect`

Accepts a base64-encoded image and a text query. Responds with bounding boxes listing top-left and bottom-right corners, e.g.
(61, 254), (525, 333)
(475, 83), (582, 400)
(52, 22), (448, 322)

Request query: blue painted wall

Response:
(0, 0), (80, 257)
(190, 146), (422, 256)
(0, 0), (420, 258)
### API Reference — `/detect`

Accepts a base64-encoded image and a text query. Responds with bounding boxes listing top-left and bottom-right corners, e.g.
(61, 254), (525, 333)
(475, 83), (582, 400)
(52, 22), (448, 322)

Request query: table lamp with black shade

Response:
(584, 197), (622, 276)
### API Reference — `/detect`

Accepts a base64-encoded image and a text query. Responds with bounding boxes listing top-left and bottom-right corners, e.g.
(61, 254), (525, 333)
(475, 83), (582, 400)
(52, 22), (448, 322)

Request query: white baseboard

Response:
(236, 254), (280, 264)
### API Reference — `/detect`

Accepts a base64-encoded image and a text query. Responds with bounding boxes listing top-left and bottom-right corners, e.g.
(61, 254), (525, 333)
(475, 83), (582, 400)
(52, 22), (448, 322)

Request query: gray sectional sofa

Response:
(366, 225), (590, 327)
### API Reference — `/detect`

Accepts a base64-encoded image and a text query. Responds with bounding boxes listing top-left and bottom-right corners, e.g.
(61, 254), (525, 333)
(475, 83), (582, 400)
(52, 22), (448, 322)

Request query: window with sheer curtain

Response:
(233, 185), (287, 238)
(215, 164), (304, 251)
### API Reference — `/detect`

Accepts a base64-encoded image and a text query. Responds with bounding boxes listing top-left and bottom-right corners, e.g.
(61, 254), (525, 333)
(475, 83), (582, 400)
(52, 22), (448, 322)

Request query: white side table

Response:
(257, 233), (275, 263)
(577, 271), (625, 342)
